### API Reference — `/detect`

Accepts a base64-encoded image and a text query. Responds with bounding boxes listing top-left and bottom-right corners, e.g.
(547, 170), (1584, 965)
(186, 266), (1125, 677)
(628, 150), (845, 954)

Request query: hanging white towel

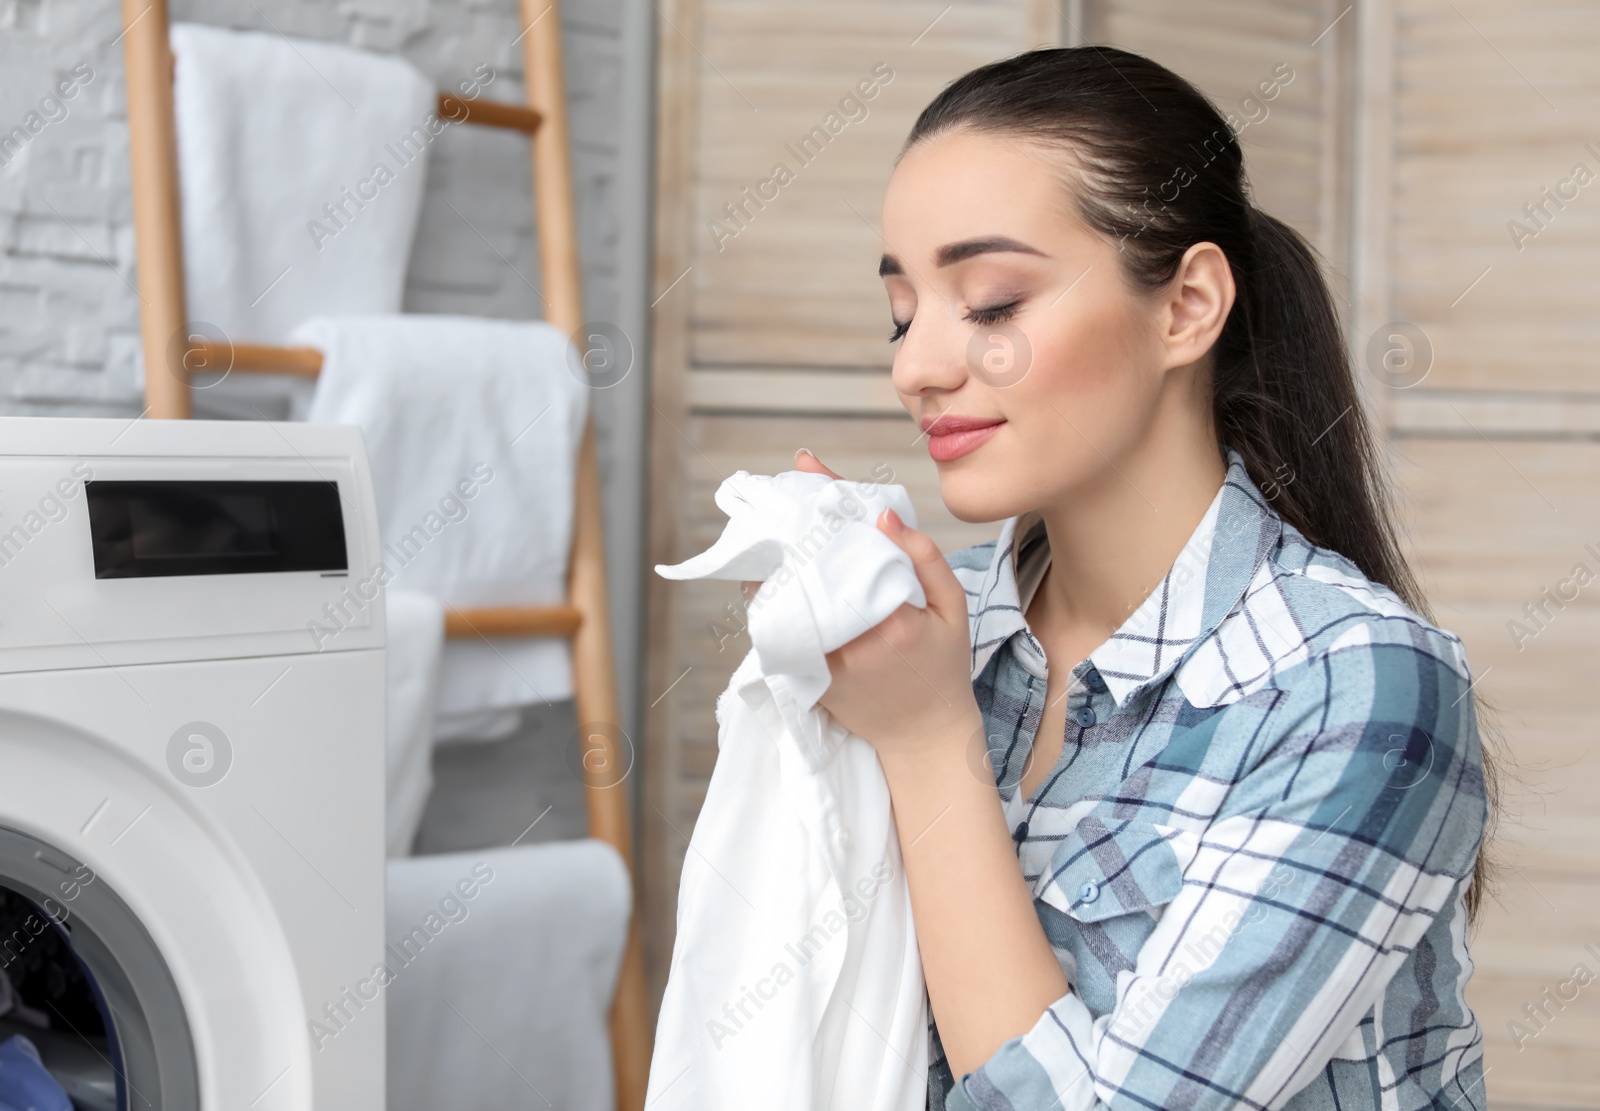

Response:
(169, 22), (436, 419)
(297, 315), (588, 739)
(384, 841), (630, 1111)
(648, 470), (930, 1111)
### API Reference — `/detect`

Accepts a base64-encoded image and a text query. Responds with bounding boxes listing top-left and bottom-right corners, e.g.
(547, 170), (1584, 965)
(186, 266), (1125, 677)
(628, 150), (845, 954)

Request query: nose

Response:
(890, 311), (970, 402)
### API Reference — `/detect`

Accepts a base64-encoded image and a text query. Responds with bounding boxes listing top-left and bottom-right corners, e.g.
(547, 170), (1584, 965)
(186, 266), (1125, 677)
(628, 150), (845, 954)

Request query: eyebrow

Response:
(878, 235), (1048, 277)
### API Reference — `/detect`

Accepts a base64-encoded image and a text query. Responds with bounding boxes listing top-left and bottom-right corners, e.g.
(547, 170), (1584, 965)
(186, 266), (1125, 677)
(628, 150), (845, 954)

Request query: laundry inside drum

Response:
(0, 886), (120, 1110)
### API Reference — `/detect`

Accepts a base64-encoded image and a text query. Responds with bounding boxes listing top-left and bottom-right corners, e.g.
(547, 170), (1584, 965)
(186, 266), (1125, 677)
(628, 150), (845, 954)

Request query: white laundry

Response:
(169, 21), (435, 419)
(296, 315), (589, 739)
(648, 470), (930, 1111)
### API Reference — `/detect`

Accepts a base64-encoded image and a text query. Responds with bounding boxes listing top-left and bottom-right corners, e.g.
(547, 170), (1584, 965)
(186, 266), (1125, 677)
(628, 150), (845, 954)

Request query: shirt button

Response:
(1073, 705), (1096, 728)
(1085, 669), (1107, 693)
(834, 825), (852, 851)
(1077, 880), (1100, 904)
(1012, 820), (1029, 842)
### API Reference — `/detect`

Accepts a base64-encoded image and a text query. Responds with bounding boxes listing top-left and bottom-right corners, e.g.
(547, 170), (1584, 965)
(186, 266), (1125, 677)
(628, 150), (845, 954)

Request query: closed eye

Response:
(966, 299), (1022, 326)
(890, 299), (1022, 341)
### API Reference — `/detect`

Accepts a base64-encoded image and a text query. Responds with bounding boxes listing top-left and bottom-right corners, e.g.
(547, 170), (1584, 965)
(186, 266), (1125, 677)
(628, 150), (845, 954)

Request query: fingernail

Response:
(881, 507), (902, 532)
(794, 447), (813, 463)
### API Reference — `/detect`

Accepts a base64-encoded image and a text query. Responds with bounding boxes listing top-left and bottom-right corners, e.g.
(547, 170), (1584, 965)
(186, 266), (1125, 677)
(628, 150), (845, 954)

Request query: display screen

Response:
(86, 480), (347, 578)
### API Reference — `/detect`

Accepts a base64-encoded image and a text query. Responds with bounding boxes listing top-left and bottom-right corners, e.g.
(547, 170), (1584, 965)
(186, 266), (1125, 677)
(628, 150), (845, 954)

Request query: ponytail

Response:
(903, 46), (1501, 926)
(1222, 207), (1412, 606)
(1227, 206), (1503, 925)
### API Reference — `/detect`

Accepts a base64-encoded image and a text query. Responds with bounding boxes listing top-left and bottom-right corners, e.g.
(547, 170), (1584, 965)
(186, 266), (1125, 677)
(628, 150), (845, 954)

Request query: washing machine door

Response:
(0, 827), (198, 1111)
(0, 706), (318, 1111)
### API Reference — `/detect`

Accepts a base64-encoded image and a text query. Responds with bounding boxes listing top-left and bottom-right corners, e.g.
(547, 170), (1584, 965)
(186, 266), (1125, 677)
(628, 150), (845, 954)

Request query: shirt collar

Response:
(967, 444), (1284, 709)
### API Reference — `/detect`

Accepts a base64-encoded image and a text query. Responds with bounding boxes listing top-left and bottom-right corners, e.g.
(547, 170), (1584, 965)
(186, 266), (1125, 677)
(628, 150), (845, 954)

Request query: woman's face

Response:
(879, 127), (1187, 523)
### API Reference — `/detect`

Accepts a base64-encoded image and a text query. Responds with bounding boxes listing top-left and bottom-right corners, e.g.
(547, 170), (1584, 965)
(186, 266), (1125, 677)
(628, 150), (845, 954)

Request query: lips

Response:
(921, 414), (1005, 463)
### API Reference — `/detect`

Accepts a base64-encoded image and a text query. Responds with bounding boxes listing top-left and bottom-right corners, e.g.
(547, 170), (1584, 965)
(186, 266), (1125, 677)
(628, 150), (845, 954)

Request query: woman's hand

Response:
(744, 448), (983, 764)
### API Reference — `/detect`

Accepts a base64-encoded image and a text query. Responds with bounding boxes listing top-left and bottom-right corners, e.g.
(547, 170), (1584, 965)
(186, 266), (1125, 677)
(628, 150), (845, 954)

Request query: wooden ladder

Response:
(118, 2), (651, 1107)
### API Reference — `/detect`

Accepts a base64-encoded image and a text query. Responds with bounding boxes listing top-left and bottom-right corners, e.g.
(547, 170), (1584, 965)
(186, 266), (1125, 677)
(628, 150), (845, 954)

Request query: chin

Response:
(933, 462), (1024, 526)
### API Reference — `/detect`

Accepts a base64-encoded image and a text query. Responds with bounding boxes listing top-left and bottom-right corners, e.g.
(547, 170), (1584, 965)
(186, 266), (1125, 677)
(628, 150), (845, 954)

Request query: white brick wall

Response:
(0, 0), (655, 762)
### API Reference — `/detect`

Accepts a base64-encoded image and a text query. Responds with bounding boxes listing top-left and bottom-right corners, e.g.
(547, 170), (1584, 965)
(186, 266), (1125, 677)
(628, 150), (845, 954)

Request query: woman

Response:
(786, 47), (1495, 1110)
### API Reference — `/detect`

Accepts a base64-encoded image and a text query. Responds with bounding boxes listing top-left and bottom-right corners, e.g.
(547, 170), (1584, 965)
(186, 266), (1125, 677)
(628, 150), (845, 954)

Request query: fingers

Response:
(793, 448), (843, 481)
(877, 508), (968, 622)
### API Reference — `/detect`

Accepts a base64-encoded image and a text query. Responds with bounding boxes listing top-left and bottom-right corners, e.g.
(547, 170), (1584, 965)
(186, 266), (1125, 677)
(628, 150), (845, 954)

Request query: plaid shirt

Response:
(926, 444), (1489, 1111)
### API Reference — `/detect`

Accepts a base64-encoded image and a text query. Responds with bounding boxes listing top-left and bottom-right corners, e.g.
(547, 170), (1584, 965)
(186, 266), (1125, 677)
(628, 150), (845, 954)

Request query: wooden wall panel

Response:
(1382, 9), (1600, 1100)
(1377, 5), (1600, 1105)
(1393, 438), (1600, 1109)
(1390, 1), (1600, 395)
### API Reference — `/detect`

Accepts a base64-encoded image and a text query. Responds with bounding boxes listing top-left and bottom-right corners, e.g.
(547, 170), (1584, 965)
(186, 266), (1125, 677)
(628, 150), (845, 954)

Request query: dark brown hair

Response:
(902, 45), (1499, 926)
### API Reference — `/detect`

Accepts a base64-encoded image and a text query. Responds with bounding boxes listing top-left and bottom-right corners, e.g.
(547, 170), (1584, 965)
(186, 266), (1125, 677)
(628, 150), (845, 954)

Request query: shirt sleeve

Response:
(942, 623), (1489, 1111)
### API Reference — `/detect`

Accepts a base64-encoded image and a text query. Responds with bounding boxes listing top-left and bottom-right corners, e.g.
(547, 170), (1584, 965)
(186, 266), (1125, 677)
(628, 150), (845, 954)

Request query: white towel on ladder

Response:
(649, 470), (930, 1111)
(297, 315), (589, 738)
(384, 841), (631, 1111)
(169, 21), (436, 418)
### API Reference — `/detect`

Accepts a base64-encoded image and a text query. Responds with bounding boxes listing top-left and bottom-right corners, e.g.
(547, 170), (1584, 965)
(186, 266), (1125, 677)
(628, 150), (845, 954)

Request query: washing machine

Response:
(0, 416), (386, 1109)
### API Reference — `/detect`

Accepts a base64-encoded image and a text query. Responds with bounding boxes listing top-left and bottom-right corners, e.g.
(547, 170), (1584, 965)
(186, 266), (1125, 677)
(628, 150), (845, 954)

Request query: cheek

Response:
(926, 291), (1163, 523)
(1014, 297), (1154, 419)
(978, 298), (1164, 502)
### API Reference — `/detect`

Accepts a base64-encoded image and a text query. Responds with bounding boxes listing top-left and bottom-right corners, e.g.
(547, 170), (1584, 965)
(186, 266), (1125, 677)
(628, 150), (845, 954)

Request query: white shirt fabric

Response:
(648, 470), (931, 1111)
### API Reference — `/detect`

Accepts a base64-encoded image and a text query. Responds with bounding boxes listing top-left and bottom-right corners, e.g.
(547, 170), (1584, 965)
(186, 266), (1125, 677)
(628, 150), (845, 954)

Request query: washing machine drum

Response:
(0, 827), (198, 1111)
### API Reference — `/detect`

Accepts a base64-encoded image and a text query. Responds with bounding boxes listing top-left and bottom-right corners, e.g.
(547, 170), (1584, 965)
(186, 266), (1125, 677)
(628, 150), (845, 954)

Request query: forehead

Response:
(881, 129), (1078, 252)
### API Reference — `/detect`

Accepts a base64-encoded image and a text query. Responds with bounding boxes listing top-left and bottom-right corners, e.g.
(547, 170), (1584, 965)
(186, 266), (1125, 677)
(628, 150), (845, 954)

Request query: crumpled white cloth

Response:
(648, 470), (930, 1111)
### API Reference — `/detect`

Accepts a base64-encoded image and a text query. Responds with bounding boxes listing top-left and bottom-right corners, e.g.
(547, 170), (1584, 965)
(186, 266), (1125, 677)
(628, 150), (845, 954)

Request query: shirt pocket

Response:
(1037, 814), (1187, 923)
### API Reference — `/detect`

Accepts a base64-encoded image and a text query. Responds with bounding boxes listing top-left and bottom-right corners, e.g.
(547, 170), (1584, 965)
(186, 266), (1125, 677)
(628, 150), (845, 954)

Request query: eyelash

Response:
(967, 299), (1022, 326)
(886, 300), (1022, 343)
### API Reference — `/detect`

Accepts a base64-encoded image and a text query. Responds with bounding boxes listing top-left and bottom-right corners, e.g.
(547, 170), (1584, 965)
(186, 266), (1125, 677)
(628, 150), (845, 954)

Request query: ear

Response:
(1158, 241), (1235, 370)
